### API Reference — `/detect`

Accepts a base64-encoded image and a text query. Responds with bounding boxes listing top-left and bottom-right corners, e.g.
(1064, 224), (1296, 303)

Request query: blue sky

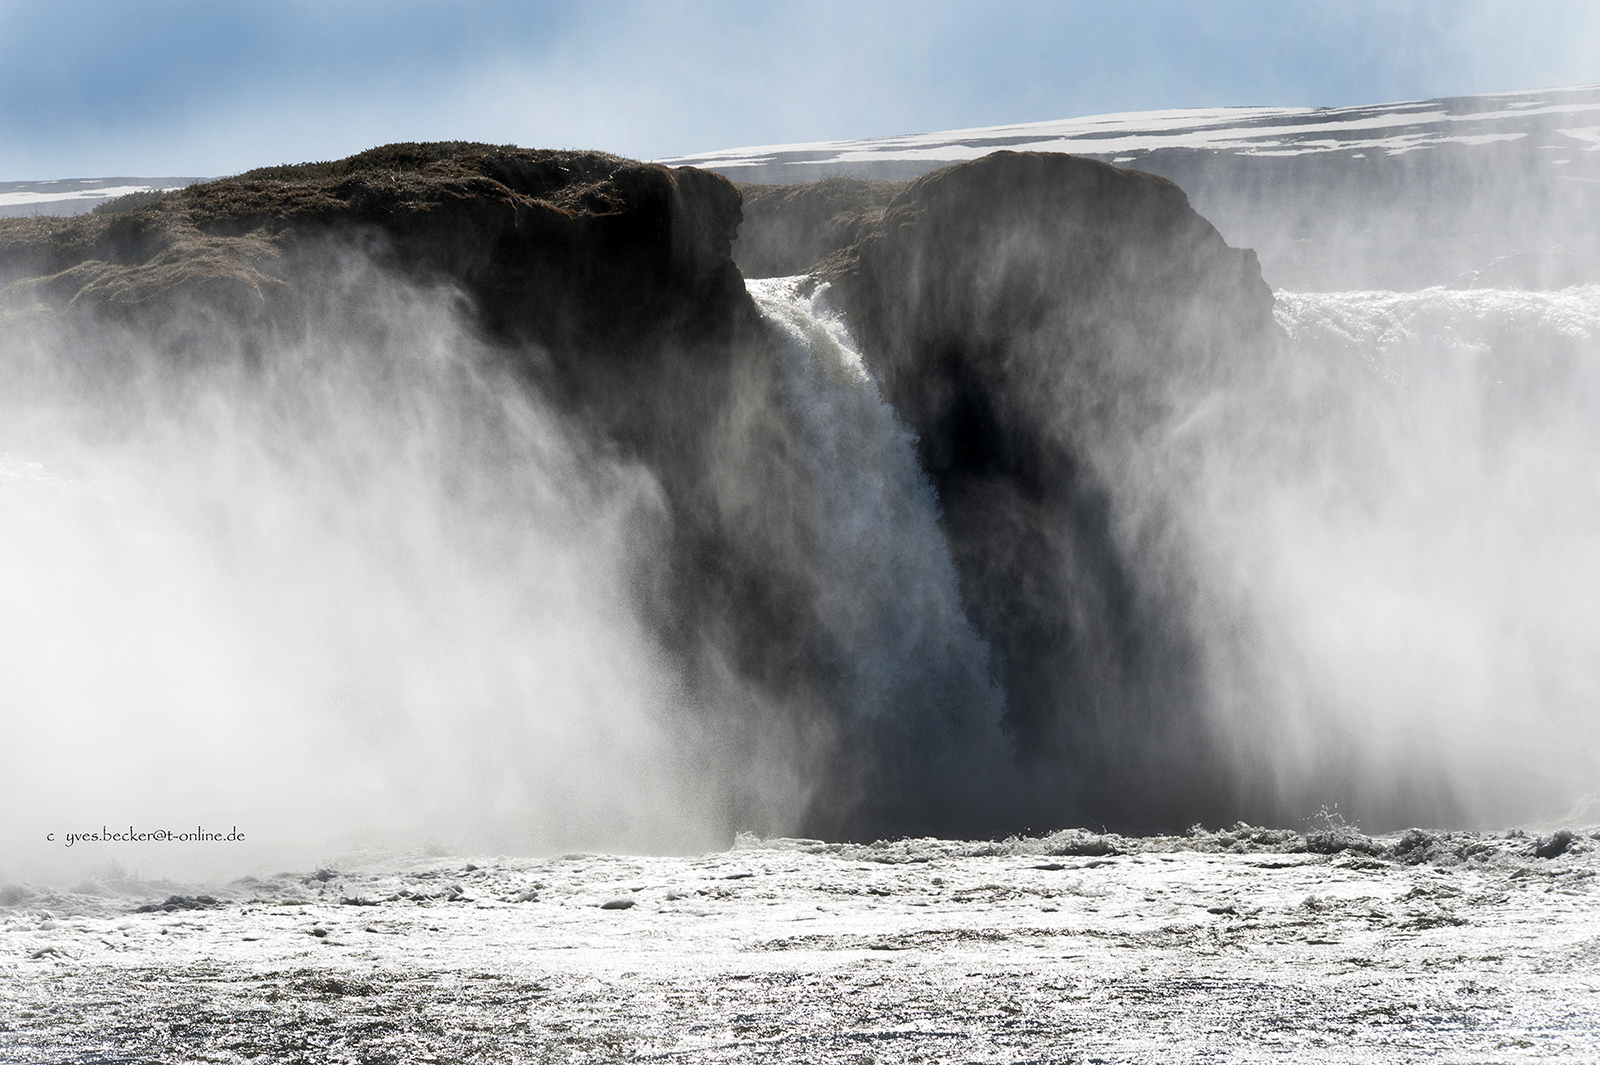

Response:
(2, 0), (1598, 180)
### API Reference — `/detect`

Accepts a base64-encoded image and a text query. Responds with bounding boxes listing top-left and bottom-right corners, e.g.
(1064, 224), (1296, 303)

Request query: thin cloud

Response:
(1, 1), (1597, 179)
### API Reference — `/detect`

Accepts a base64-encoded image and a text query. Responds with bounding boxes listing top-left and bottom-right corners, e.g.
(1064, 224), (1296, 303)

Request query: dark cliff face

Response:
(0, 144), (825, 830)
(0, 144), (1292, 841)
(0, 145), (765, 615)
(0, 143), (753, 353)
(0, 143), (999, 842)
(733, 178), (900, 279)
(824, 151), (1281, 831)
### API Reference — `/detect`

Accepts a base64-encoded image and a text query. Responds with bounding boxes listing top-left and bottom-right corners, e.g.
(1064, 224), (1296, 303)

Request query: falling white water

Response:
(1175, 285), (1600, 825)
(742, 277), (1010, 821)
(5, 248), (1594, 885)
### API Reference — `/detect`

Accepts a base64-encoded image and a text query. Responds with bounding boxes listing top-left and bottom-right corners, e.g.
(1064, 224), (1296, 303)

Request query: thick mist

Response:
(786, 149), (1600, 834)
(1149, 285), (1600, 828)
(4, 214), (1596, 885)
(0, 248), (1023, 885)
(0, 252), (737, 883)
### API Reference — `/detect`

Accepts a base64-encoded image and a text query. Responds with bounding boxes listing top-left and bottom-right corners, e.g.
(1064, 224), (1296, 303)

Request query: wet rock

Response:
(1387, 828), (1438, 864)
(1535, 830), (1575, 859)
(733, 177), (900, 277)
(1306, 830), (1383, 856)
(823, 150), (1280, 834)
(132, 895), (221, 913)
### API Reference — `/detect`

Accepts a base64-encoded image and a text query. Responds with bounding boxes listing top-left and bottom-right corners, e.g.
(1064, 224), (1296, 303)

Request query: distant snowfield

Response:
(17, 87), (1598, 219)
(661, 84), (1600, 180)
(0, 177), (202, 218)
(13, 85), (1597, 286)
(663, 83), (1600, 290)
(4, 830), (1596, 1062)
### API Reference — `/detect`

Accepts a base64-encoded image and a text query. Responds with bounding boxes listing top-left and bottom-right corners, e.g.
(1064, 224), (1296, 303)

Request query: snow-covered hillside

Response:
(662, 84), (1600, 182)
(667, 85), (1600, 290)
(0, 177), (201, 218)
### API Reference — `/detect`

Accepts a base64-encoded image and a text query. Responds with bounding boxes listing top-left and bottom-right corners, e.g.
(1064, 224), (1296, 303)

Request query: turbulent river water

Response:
(1, 276), (1597, 883)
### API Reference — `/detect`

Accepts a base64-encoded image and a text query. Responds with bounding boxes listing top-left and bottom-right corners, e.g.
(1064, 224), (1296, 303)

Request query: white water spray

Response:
(1175, 285), (1600, 825)
(741, 277), (1011, 830)
(0, 261), (723, 882)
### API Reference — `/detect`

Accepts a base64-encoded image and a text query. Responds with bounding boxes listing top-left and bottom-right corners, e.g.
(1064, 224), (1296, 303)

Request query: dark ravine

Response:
(0, 143), (1283, 840)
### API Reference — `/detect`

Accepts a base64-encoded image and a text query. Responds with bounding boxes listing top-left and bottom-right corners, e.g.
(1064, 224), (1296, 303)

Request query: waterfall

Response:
(4, 249), (1595, 884)
(742, 276), (1012, 834)
(1172, 285), (1600, 826)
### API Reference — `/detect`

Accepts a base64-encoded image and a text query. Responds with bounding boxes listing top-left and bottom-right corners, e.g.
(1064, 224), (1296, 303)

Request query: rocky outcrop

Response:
(0, 143), (1014, 843)
(0, 144), (843, 831)
(0, 143), (753, 353)
(733, 178), (899, 278)
(822, 151), (1281, 830)
(0, 144), (1291, 839)
(0, 145), (769, 634)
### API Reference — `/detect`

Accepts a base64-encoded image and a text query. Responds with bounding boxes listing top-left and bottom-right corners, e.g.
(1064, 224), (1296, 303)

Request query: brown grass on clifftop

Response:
(0, 143), (723, 318)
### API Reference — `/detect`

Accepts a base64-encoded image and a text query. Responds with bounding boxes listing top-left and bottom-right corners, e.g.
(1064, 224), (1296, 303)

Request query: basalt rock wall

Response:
(0, 145), (856, 834)
(0, 145), (774, 665)
(823, 151), (1282, 830)
(733, 178), (900, 279)
(0, 143), (754, 367)
(1, 144), (1290, 839)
